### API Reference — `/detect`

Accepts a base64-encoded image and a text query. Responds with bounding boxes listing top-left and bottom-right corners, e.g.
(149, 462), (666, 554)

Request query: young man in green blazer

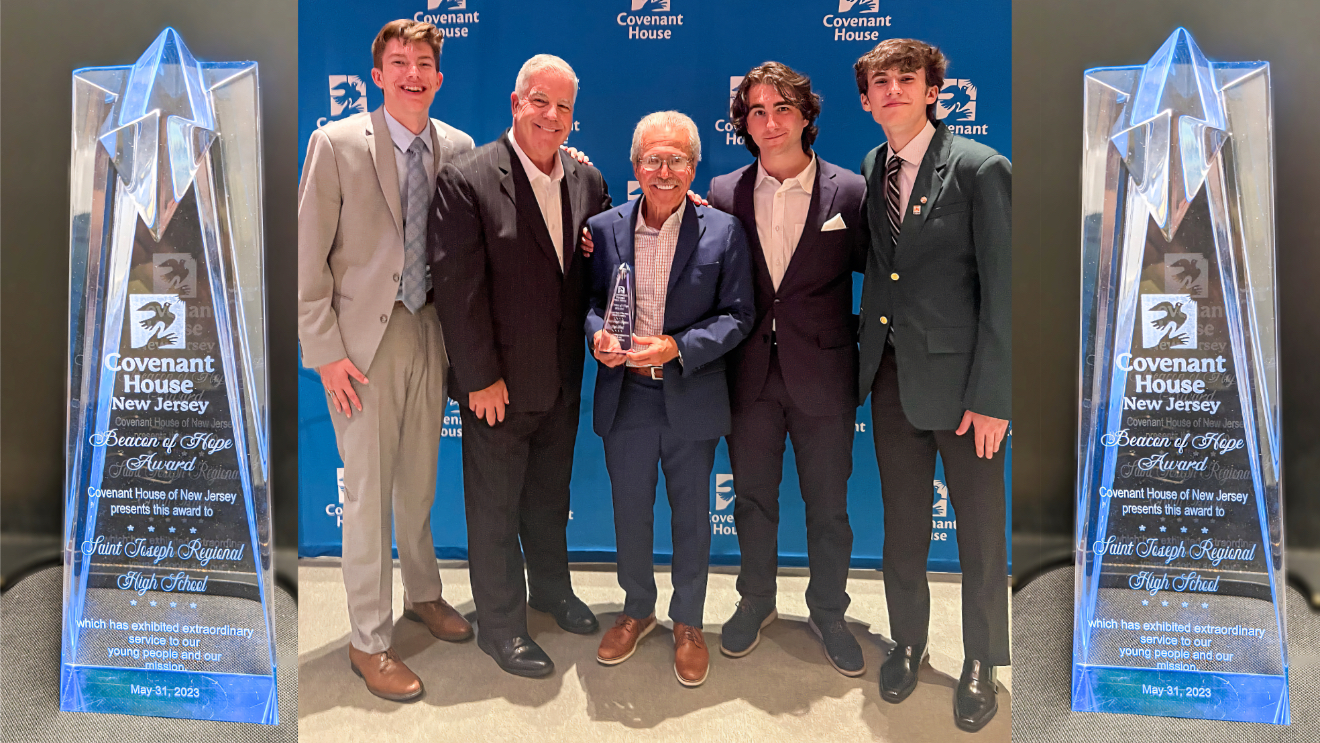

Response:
(854, 38), (1010, 733)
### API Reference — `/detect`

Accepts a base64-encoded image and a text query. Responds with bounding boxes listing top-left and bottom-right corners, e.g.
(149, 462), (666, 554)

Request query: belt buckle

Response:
(648, 366), (663, 380)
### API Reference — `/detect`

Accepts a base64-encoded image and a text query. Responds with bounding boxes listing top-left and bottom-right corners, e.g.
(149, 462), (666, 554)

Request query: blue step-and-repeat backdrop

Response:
(298, 0), (1011, 573)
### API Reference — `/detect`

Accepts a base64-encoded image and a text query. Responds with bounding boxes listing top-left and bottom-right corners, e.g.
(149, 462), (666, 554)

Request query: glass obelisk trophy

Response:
(603, 263), (636, 352)
(1072, 28), (1286, 724)
(61, 29), (276, 724)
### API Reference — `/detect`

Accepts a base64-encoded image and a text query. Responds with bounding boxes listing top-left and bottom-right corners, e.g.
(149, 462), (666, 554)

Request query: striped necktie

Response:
(885, 152), (903, 248)
(401, 137), (428, 313)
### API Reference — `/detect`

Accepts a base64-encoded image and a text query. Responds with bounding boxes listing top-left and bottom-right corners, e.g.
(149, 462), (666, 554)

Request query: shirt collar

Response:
(755, 153), (817, 194)
(507, 130), (564, 183)
(889, 120), (936, 166)
(634, 196), (685, 234)
(383, 107), (432, 156)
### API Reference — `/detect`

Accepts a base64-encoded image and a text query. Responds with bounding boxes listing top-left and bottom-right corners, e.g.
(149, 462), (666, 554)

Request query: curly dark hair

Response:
(729, 62), (822, 158)
(853, 39), (947, 123)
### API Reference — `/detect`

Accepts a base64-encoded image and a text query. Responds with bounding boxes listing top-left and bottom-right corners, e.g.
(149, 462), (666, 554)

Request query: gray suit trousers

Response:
(329, 302), (448, 654)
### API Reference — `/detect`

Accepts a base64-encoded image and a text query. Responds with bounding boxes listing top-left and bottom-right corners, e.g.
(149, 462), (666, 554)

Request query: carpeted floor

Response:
(299, 559), (1011, 742)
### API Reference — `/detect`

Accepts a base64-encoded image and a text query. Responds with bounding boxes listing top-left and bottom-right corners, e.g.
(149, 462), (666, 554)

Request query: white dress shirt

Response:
(888, 120), (937, 224)
(383, 108), (434, 301)
(508, 130), (566, 271)
(754, 153), (817, 291)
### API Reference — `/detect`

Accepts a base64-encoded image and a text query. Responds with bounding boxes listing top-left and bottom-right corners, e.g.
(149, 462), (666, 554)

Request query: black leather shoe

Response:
(954, 659), (999, 732)
(528, 594), (599, 634)
(477, 633), (554, 678)
(878, 643), (927, 703)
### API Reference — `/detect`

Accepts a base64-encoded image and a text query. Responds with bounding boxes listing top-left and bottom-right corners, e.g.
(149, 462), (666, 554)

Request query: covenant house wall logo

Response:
(627, 180), (642, 201)
(415, 0), (480, 40)
(327, 468), (345, 528)
(937, 79), (987, 135)
(823, 0), (891, 42)
(714, 76), (745, 146)
(618, 0), (683, 40)
(931, 479), (956, 542)
(712, 474), (736, 535)
(319, 75), (367, 128)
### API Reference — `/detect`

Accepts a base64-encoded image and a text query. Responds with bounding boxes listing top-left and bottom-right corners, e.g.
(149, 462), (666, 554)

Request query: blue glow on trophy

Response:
(61, 29), (276, 724)
(1073, 28), (1286, 723)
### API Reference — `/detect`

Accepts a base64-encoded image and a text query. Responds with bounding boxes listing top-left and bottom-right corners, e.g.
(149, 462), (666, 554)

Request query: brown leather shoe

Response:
(348, 645), (423, 702)
(597, 613), (657, 665)
(403, 598), (473, 642)
(672, 622), (709, 687)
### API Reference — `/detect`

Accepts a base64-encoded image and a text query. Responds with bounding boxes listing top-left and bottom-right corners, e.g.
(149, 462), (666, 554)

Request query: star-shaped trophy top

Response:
(1093, 28), (1237, 241)
(94, 28), (219, 241)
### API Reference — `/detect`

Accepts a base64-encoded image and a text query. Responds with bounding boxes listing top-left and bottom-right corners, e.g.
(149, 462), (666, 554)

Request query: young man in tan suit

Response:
(298, 20), (474, 702)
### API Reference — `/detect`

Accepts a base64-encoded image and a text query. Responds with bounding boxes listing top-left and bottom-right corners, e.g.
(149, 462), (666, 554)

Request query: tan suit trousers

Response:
(329, 302), (448, 654)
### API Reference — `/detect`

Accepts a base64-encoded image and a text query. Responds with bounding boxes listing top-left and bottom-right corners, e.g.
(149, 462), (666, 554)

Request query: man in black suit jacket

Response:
(430, 54), (611, 679)
(706, 63), (868, 678)
(854, 40), (1010, 732)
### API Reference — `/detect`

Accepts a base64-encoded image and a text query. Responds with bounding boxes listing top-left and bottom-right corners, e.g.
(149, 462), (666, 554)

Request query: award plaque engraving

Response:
(61, 29), (276, 724)
(603, 262), (636, 352)
(1072, 29), (1286, 723)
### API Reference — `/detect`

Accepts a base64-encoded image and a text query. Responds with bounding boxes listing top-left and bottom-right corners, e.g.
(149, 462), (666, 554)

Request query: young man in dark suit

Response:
(705, 63), (869, 677)
(430, 54), (612, 679)
(854, 39), (1011, 732)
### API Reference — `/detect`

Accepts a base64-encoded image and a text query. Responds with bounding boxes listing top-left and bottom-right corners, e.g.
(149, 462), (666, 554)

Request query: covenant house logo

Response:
(327, 468), (345, 528)
(1164, 252), (1208, 298)
(130, 295), (186, 350)
(618, 0), (683, 40)
(823, 0), (891, 42)
(415, 0), (480, 40)
(938, 79), (987, 135)
(712, 474), (736, 535)
(318, 75), (367, 128)
(714, 76), (746, 147)
(153, 253), (196, 298)
(931, 479), (956, 542)
(1141, 294), (1197, 350)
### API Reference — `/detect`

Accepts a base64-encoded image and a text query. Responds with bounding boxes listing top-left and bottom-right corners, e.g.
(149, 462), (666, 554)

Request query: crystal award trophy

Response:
(603, 262), (636, 352)
(61, 29), (276, 724)
(1072, 28), (1286, 723)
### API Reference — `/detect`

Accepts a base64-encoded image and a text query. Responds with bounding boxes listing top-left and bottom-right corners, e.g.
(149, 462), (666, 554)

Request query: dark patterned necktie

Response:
(885, 152), (903, 248)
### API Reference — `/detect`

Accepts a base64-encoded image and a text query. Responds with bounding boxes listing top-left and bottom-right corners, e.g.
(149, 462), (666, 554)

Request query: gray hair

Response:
(630, 111), (701, 164)
(514, 54), (579, 101)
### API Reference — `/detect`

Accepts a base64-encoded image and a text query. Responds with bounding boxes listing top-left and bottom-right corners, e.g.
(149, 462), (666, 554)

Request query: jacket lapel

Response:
(427, 118), (452, 172)
(500, 132), (562, 273)
(732, 165), (774, 297)
(368, 108), (403, 237)
(894, 124), (952, 261)
(778, 161), (838, 291)
(666, 200), (703, 296)
(614, 197), (639, 270)
(562, 151), (582, 274)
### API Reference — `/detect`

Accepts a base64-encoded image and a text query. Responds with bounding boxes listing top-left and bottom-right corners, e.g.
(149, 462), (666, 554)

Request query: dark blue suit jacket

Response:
(585, 198), (754, 440)
(707, 157), (867, 417)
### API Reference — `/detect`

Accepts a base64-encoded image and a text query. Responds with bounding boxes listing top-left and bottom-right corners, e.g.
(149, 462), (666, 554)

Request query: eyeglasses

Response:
(638, 154), (694, 173)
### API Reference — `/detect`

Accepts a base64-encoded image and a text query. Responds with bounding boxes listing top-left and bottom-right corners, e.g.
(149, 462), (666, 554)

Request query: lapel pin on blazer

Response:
(913, 205), (922, 215)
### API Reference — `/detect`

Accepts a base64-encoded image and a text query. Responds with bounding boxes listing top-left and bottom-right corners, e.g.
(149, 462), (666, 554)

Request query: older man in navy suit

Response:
(585, 111), (753, 688)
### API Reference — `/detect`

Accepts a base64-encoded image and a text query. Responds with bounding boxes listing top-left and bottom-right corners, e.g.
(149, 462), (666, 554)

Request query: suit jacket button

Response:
(773, 298), (781, 304)
(880, 316), (889, 324)
(380, 314), (388, 323)
(890, 272), (900, 281)
(392, 273), (401, 282)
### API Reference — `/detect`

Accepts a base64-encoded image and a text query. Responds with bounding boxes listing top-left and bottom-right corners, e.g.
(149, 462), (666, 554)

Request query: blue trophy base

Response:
(1072, 664), (1289, 724)
(59, 665), (277, 725)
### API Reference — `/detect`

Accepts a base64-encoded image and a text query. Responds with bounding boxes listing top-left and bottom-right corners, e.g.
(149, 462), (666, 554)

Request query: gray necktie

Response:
(402, 137), (428, 313)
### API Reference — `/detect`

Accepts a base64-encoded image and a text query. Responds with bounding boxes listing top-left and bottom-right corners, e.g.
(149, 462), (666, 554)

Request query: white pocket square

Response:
(821, 213), (847, 231)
